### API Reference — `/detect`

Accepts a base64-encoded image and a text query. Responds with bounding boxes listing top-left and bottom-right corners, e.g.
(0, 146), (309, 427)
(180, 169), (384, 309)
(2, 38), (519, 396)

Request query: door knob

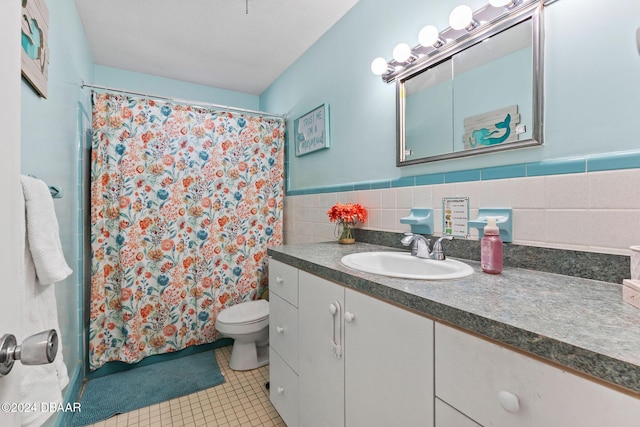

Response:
(0, 330), (58, 376)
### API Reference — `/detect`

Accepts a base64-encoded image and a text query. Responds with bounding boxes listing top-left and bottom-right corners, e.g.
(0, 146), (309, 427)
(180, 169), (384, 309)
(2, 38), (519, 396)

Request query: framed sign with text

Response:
(294, 104), (330, 156)
(442, 197), (469, 238)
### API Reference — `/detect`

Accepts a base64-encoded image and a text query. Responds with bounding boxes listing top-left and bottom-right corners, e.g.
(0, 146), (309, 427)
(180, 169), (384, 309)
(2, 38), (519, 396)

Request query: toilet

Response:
(215, 299), (269, 371)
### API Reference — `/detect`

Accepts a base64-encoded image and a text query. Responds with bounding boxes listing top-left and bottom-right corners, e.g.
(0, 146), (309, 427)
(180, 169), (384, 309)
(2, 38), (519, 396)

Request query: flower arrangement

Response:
(327, 202), (367, 243)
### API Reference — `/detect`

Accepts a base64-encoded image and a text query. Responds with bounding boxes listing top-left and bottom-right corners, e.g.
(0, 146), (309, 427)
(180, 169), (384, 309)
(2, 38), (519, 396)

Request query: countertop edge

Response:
(268, 246), (640, 395)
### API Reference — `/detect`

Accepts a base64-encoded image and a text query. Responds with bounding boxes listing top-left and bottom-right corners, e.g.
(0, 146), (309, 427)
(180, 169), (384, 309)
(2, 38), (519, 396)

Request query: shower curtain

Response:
(88, 93), (285, 370)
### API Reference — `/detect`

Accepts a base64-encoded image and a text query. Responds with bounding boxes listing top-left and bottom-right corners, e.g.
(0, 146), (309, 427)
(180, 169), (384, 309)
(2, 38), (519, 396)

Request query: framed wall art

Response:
(294, 104), (330, 156)
(21, 0), (49, 98)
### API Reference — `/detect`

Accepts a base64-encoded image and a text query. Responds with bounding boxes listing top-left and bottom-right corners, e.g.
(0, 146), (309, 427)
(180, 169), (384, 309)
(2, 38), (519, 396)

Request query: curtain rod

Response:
(80, 81), (286, 119)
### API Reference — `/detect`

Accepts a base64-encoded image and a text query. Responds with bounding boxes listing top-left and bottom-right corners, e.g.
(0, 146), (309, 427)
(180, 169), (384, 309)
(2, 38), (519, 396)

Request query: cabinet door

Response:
(435, 323), (640, 427)
(345, 289), (434, 427)
(298, 271), (345, 427)
(436, 398), (482, 427)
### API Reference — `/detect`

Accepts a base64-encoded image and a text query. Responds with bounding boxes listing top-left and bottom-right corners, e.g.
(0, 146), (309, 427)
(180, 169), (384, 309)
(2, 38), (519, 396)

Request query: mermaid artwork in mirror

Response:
(397, 2), (543, 166)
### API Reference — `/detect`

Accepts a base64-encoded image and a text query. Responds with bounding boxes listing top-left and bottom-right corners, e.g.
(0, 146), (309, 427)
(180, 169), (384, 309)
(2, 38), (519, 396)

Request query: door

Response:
(298, 271), (345, 427)
(0, 1), (25, 426)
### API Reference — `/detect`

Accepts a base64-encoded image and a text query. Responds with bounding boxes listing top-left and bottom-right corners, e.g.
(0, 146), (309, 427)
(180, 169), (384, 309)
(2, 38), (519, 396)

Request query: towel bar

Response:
(27, 174), (63, 199)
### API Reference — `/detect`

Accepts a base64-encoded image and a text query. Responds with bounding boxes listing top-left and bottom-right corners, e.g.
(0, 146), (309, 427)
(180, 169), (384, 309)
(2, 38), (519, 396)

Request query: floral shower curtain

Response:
(89, 93), (284, 370)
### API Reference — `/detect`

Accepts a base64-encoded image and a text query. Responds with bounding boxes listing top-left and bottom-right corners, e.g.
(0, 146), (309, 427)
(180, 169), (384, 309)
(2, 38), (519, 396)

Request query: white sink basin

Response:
(341, 251), (474, 280)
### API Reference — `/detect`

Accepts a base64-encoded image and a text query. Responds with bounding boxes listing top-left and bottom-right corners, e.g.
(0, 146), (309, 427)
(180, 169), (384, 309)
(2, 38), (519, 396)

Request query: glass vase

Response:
(338, 222), (356, 244)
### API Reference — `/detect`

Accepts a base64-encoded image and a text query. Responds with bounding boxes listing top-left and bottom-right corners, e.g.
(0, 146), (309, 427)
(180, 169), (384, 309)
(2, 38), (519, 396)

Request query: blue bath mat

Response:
(72, 350), (225, 426)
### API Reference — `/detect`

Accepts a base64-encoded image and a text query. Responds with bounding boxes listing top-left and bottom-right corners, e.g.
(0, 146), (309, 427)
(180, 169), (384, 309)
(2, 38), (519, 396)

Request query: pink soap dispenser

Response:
(481, 217), (503, 274)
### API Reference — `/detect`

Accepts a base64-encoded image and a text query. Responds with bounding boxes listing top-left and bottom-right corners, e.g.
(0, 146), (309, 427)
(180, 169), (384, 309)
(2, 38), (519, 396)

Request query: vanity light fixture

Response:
(392, 43), (414, 63)
(370, 57), (392, 76)
(418, 25), (445, 49)
(370, 0), (539, 82)
(449, 5), (478, 31)
(489, 0), (520, 8)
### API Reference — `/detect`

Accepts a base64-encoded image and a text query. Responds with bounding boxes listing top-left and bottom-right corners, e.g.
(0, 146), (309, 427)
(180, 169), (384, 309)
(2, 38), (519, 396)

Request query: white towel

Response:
(20, 175), (72, 285)
(20, 239), (70, 427)
(17, 176), (71, 427)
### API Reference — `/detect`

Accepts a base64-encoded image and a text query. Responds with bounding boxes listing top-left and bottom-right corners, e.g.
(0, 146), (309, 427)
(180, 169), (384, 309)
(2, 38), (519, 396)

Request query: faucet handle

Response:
(401, 232), (416, 246)
(436, 235), (454, 244)
(432, 235), (454, 260)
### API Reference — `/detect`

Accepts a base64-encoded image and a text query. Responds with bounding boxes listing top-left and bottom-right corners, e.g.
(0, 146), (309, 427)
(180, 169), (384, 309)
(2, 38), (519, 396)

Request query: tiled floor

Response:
(88, 345), (285, 427)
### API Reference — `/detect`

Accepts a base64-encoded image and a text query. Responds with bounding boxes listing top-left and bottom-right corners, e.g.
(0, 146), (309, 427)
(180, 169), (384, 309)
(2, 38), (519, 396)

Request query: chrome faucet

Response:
(401, 233), (431, 258)
(401, 233), (454, 260)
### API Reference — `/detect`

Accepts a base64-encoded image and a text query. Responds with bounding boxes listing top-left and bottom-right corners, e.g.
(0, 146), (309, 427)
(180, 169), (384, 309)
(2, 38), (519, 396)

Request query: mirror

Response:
(397, 4), (543, 166)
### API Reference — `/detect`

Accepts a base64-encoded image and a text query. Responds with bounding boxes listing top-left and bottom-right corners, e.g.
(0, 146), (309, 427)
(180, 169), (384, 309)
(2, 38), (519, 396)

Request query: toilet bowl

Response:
(215, 299), (269, 371)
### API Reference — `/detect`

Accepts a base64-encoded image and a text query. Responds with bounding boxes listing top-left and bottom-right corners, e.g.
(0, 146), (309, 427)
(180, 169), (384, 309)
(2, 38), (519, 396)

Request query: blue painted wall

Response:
(94, 65), (260, 110)
(260, 0), (640, 191)
(20, 0), (93, 417)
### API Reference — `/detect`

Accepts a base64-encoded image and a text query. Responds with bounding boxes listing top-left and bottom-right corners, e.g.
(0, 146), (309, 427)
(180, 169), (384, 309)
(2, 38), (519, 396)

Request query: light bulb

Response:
(392, 43), (412, 63)
(418, 25), (442, 47)
(370, 57), (389, 75)
(449, 5), (474, 31)
(489, 0), (515, 7)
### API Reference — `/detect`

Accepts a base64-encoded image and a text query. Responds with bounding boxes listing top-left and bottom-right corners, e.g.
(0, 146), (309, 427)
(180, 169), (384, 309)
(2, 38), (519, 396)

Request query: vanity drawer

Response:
(270, 348), (299, 427)
(269, 292), (298, 373)
(269, 258), (299, 306)
(435, 323), (640, 427)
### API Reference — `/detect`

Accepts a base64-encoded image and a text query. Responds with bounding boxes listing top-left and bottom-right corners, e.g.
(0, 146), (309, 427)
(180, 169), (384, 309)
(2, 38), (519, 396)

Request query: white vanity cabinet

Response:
(298, 270), (434, 427)
(435, 398), (481, 427)
(268, 259), (300, 427)
(434, 323), (640, 427)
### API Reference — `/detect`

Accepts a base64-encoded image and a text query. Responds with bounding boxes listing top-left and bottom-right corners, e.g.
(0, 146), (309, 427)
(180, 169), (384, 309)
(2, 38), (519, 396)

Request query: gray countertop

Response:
(268, 241), (640, 395)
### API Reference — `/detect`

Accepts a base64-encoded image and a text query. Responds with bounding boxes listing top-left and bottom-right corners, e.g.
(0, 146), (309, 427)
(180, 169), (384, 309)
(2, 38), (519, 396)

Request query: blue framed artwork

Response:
(294, 104), (330, 156)
(21, 0), (49, 98)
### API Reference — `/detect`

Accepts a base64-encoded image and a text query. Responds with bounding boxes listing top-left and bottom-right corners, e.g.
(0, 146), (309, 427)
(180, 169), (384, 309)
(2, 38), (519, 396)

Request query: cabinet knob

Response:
(276, 276), (284, 284)
(497, 390), (520, 413)
(277, 387), (284, 394)
(276, 326), (284, 334)
(344, 311), (356, 322)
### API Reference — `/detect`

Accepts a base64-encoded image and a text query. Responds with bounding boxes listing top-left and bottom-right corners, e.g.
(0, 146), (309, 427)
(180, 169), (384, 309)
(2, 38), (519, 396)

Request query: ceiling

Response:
(75, 0), (359, 96)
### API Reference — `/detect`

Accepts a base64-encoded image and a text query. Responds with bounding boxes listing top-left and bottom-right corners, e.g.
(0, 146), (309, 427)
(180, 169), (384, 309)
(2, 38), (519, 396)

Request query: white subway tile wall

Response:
(283, 170), (640, 256)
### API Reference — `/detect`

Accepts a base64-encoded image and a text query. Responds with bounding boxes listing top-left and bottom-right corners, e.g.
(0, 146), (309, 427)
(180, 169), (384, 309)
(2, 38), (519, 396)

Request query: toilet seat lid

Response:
(217, 299), (269, 325)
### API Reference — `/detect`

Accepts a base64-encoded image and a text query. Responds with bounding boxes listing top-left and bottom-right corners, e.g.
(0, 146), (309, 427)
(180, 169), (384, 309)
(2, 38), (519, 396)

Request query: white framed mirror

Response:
(397, 3), (544, 166)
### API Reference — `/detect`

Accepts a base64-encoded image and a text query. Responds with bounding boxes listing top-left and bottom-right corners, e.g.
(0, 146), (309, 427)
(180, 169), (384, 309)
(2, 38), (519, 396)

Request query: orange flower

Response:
(183, 257), (194, 269)
(119, 196), (130, 208)
(140, 304), (153, 318)
(219, 293), (229, 305)
(139, 218), (152, 230)
(326, 203), (367, 224)
(162, 155), (175, 166)
(163, 324), (177, 336)
(202, 277), (213, 288)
